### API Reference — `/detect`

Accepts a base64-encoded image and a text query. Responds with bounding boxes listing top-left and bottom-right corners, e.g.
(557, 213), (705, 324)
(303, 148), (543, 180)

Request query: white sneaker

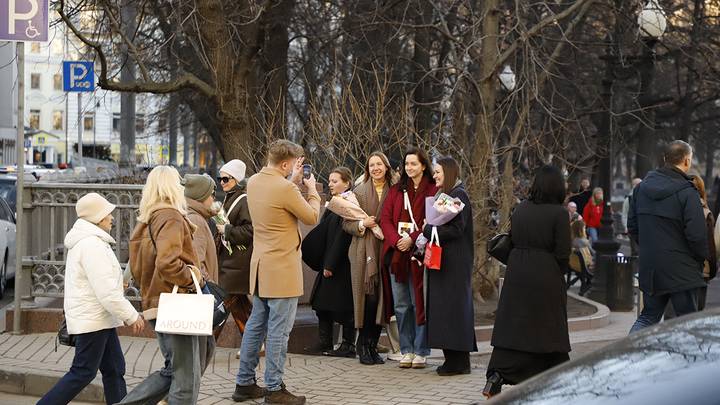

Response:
(399, 353), (415, 368)
(412, 355), (427, 369)
(387, 351), (404, 361)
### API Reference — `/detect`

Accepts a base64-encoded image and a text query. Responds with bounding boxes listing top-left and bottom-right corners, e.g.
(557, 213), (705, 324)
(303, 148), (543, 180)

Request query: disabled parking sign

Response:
(63, 61), (95, 92)
(0, 0), (49, 42)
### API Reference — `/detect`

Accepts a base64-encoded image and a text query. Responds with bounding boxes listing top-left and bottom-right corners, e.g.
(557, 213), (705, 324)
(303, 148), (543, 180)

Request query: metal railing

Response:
(20, 182), (143, 302)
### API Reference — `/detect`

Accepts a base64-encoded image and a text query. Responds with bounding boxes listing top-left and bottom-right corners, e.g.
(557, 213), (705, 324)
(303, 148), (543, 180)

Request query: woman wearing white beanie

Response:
(38, 193), (144, 405)
(215, 160), (254, 357)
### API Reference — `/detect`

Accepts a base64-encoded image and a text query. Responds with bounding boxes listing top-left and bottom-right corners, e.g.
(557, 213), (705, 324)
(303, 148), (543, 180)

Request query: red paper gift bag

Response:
(424, 226), (442, 270)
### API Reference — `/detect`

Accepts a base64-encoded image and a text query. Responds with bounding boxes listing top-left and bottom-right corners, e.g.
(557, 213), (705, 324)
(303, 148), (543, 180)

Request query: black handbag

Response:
(56, 314), (76, 351)
(487, 233), (512, 265)
(203, 281), (230, 330)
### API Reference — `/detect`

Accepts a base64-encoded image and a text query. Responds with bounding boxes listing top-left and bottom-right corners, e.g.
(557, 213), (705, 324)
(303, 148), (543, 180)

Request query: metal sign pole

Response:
(77, 92), (83, 166)
(13, 41), (24, 334)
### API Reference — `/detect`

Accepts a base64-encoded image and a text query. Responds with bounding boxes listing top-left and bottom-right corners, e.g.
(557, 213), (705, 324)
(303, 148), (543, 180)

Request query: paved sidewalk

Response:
(0, 310), (637, 404)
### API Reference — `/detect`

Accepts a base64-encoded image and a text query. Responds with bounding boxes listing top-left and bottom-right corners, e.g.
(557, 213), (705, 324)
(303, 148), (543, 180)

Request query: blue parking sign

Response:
(62, 61), (95, 92)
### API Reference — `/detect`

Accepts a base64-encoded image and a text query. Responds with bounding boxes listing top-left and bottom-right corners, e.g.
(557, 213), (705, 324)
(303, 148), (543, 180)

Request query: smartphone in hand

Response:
(303, 164), (312, 179)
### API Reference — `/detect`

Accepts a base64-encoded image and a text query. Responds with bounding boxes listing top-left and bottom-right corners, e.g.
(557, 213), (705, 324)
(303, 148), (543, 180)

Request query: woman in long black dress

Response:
(303, 167), (356, 357)
(484, 165), (571, 398)
(422, 156), (477, 376)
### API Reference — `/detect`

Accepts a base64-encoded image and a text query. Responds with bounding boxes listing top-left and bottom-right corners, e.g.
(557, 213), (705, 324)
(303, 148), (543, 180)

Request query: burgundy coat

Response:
(380, 177), (438, 324)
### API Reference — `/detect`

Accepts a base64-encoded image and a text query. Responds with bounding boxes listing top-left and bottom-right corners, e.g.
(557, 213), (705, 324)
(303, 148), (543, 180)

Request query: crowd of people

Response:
(43, 140), (478, 405)
(39, 138), (719, 404)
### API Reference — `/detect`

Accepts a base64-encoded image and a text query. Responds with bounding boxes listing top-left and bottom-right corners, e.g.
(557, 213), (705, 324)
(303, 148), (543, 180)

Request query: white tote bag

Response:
(155, 268), (214, 336)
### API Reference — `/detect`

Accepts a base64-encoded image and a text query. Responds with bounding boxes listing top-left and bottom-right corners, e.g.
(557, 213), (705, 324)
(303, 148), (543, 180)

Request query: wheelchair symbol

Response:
(25, 21), (40, 39)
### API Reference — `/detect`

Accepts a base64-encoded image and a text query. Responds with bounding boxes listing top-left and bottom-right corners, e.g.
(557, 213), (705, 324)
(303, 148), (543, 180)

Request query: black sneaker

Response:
(264, 386), (306, 404)
(323, 342), (356, 358)
(232, 383), (265, 402)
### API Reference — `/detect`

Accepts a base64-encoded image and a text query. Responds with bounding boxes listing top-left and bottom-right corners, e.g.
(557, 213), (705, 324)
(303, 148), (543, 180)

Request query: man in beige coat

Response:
(233, 140), (320, 405)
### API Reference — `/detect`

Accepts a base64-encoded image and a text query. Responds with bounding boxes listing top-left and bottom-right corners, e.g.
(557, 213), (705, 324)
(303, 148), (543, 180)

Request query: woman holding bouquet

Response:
(215, 160), (254, 349)
(422, 156), (477, 376)
(380, 147), (438, 369)
(303, 167), (355, 357)
(342, 152), (394, 365)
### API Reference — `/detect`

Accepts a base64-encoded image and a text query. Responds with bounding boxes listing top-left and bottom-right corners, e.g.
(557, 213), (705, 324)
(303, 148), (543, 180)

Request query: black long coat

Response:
(491, 200), (571, 353)
(628, 167), (708, 295)
(304, 210), (354, 313)
(422, 184), (477, 352)
(218, 185), (254, 295)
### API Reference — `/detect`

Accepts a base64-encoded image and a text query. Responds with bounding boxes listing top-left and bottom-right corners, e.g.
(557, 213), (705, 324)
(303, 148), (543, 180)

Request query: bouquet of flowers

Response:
(326, 191), (384, 240)
(425, 193), (465, 226)
(211, 202), (247, 254)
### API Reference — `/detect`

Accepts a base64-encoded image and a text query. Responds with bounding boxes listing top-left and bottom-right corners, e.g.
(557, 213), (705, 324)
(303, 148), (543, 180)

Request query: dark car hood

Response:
(489, 309), (720, 404)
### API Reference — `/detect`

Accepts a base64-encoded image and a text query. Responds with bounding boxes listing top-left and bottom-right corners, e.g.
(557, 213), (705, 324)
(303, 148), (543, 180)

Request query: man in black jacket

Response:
(628, 140), (708, 333)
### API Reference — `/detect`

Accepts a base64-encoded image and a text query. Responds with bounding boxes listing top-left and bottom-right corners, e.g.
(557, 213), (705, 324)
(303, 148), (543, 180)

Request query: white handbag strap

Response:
(430, 226), (440, 247)
(171, 266), (203, 295)
(403, 191), (418, 232)
(226, 194), (247, 219)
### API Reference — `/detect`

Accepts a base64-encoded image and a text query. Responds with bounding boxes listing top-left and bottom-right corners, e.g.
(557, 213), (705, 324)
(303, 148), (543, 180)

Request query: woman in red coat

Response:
(380, 147), (438, 369)
(582, 187), (604, 243)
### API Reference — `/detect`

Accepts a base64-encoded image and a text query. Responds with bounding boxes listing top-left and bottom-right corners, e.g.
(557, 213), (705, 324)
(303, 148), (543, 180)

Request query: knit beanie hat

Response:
(76, 193), (116, 224)
(220, 159), (247, 182)
(184, 174), (216, 202)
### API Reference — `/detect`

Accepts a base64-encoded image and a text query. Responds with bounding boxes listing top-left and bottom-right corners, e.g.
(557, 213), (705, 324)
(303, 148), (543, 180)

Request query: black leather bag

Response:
(487, 233), (512, 265)
(56, 315), (76, 350)
(203, 281), (230, 330)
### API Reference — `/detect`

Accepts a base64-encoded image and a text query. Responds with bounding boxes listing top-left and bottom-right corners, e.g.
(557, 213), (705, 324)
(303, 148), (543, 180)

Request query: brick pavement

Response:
(0, 309), (637, 404)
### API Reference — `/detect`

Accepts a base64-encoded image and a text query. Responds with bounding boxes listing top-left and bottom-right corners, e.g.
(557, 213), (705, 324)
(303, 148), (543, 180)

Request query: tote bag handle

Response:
(171, 266), (203, 295)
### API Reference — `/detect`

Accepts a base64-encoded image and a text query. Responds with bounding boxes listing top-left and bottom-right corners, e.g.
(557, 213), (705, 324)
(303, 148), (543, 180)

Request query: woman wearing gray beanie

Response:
(38, 193), (144, 405)
(215, 160), (254, 353)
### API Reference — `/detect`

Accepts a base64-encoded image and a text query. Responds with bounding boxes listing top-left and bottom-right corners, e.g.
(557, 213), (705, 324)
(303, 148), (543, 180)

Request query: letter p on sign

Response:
(62, 60), (95, 92)
(0, 0), (48, 42)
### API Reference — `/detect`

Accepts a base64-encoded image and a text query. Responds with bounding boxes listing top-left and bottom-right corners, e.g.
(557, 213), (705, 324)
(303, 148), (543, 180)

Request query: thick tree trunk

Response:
(467, 0), (500, 303)
(119, 0), (137, 168)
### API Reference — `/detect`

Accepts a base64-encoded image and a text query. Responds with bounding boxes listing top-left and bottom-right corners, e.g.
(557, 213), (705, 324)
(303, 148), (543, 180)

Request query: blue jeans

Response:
(38, 328), (126, 405)
(391, 273), (430, 357)
(118, 320), (204, 404)
(236, 295), (299, 392)
(629, 289), (698, 333)
(587, 227), (599, 243)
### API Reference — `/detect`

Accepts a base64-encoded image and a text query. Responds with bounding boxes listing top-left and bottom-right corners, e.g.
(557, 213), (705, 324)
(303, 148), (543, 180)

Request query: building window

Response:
(136, 114), (145, 133)
(53, 74), (62, 90)
(29, 109), (40, 130)
(30, 73), (40, 90)
(112, 113), (121, 131)
(53, 111), (63, 131)
(158, 115), (168, 134)
(30, 43), (40, 53)
(83, 114), (95, 131)
(51, 37), (64, 55)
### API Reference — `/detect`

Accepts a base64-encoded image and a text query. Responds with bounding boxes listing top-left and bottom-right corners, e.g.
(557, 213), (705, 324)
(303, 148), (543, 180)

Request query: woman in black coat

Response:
(302, 167), (355, 357)
(422, 156), (477, 376)
(484, 165), (571, 398)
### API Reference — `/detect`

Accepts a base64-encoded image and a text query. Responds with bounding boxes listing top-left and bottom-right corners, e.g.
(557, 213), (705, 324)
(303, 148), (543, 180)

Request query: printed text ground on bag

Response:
(155, 269), (214, 336)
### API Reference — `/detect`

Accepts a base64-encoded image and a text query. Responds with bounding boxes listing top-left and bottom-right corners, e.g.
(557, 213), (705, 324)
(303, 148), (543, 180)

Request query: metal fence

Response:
(22, 182), (143, 301)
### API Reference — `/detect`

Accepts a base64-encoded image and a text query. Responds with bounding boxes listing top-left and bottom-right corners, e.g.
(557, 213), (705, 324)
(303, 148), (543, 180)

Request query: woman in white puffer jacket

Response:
(38, 193), (144, 405)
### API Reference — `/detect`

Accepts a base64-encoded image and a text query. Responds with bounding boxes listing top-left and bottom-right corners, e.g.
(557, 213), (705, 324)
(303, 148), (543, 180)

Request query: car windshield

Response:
(0, 180), (16, 209)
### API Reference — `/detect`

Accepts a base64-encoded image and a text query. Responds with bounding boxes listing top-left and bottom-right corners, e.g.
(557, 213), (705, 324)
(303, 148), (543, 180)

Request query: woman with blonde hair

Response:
(119, 165), (207, 405)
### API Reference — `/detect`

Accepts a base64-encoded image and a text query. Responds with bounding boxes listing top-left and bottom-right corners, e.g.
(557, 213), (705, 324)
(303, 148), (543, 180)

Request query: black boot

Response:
(482, 371), (503, 398)
(368, 329), (385, 364)
(357, 335), (374, 365)
(324, 320), (356, 358)
(304, 317), (333, 355)
(324, 341), (356, 358)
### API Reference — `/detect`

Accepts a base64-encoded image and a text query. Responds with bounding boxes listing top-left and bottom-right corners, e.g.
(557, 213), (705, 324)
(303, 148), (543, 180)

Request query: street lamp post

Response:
(588, 1), (666, 306)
